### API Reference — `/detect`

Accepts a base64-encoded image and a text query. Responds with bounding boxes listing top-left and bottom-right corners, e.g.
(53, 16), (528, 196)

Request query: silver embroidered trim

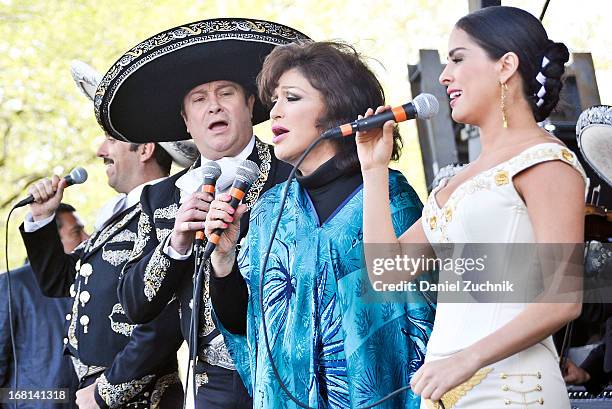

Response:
(199, 334), (236, 370)
(108, 303), (137, 337)
(144, 244), (171, 302)
(67, 281), (81, 350)
(155, 227), (172, 243)
(198, 260), (216, 338)
(70, 356), (105, 382)
(244, 138), (271, 209)
(102, 249), (133, 266)
(150, 372), (181, 409)
(90, 206), (141, 251)
(107, 229), (138, 244)
(97, 373), (156, 408)
(195, 372), (209, 392)
(153, 203), (178, 221)
(130, 211), (152, 261)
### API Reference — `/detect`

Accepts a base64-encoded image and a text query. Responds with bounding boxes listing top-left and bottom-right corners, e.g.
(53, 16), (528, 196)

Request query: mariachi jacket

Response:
(117, 138), (290, 387)
(20, 203), (184, 409)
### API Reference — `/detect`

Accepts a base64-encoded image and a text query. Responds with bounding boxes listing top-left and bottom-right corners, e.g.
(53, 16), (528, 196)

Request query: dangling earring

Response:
(500, 82), (508, 128)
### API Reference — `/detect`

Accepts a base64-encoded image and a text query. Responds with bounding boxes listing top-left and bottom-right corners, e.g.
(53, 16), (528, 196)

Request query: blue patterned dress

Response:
(218, 170), (435, 408)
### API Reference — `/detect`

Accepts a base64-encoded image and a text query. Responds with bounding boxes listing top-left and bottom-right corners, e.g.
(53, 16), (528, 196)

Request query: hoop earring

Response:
(501, 82), (508, 128)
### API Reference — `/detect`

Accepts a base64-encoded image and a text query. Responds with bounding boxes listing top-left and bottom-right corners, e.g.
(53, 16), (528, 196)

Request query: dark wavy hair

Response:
(456, 6), (569, 122)
(257, 41), (402, 172)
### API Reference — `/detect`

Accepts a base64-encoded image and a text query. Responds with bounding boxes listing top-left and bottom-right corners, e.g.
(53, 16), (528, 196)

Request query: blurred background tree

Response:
(1, 0), (610, 269)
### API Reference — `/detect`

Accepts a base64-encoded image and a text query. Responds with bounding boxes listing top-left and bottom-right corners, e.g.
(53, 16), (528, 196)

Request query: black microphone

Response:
(202, 159), (260, 260)
(194, 161), (222, 248)
(14, 167), (88, 209)
(321, 93), (439, 139)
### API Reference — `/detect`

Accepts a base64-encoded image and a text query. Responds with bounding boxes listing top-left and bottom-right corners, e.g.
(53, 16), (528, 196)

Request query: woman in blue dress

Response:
(206, 41), (434, 409)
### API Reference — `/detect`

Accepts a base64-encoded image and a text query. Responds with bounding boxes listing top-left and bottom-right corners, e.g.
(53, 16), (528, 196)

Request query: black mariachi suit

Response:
(118, 138), (290, 407)
(20, 202), (184, 409)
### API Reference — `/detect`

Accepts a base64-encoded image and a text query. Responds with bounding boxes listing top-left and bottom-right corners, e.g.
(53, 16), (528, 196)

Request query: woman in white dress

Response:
(357, 6), (587, 408)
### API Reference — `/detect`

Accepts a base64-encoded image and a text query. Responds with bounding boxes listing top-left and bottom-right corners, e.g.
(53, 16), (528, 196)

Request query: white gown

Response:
(419, 143), (588, 409)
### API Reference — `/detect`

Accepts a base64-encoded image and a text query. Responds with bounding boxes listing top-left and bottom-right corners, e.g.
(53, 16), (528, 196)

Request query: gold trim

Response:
(425, 367), (493, 409)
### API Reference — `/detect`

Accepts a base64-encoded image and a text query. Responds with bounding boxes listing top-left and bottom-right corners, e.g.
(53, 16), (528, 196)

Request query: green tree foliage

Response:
(1, 0), (610, 269)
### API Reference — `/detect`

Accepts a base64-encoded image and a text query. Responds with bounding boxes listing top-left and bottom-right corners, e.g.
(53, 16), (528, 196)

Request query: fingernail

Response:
(227, 216), (234, 222)
(222, 223), (228, 228)
(228, 208), (235, 214)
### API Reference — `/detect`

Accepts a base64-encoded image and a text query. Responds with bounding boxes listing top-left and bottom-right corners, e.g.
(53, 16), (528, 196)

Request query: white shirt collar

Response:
(175, 136), (255, 202)
(94, 177), (166, 231)
(126, 177), (166, 208)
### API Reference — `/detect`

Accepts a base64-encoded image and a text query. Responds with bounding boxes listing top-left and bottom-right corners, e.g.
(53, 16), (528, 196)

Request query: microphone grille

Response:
(413, 93), (439, 120)
(235, 160), (260, 187)
(69, 167), (88, 184)
(202, 161), (222, 180)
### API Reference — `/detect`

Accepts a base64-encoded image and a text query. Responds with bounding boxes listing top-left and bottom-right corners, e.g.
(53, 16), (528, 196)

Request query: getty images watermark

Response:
(370, 253), (518, 293)
(362, 243), (608, 303)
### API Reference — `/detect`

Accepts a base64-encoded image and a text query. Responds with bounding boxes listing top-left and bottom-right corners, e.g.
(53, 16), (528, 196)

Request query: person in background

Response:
(0, 203), (86, 409)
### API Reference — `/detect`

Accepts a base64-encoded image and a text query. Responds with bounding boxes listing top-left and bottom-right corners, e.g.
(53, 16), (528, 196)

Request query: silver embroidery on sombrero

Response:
(244, 138), (271, 209)
(108, 303), (136, 337)
(97, 373), (155, 408)
(95, 19), (309, 131)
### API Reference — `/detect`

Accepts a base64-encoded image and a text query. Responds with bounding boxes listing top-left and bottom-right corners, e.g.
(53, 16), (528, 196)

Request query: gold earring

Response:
(501, 82), (508, 128)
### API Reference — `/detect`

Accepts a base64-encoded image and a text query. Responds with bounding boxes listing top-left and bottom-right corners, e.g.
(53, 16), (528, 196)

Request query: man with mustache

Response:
(18, 61), (197, 408)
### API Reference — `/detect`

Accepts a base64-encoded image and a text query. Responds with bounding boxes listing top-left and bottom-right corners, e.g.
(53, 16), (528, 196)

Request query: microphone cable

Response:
(4, 205), (20, 409)
(256, 133), (432, 409)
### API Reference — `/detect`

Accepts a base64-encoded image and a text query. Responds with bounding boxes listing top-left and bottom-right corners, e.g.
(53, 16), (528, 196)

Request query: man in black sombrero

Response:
(19, 61), (200, 408)
(99, 19), (309, 407)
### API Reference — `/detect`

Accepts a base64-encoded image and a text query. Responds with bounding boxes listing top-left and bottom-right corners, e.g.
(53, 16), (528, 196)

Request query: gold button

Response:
(444, 207), (453, 222)
(561, 149), (573, 162)
(500, 373), (508, 379)
(538, 398), (544, 405)
(429, 216), (437, 230)
(502, 385), (509, 391)
(536, 384), (542, 391)
(495, 170), (509, 186)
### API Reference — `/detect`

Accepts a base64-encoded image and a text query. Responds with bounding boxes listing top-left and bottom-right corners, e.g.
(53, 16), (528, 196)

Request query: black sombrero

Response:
(95, 18), (310, 143)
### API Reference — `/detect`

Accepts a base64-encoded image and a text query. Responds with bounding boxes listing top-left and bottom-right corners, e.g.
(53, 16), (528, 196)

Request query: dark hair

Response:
(56, 202), (76, 229)
(257, 41), (403, 172)
(456, 6), (569, 122)
(128, 143), (172, 175)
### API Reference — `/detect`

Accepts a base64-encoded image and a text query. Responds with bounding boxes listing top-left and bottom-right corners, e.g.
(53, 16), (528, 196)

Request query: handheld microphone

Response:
(321, 93), (439, 139)
(194, 162), (222, 247)
(14, 167), (88, 209)
(202, 159), (260, 260)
